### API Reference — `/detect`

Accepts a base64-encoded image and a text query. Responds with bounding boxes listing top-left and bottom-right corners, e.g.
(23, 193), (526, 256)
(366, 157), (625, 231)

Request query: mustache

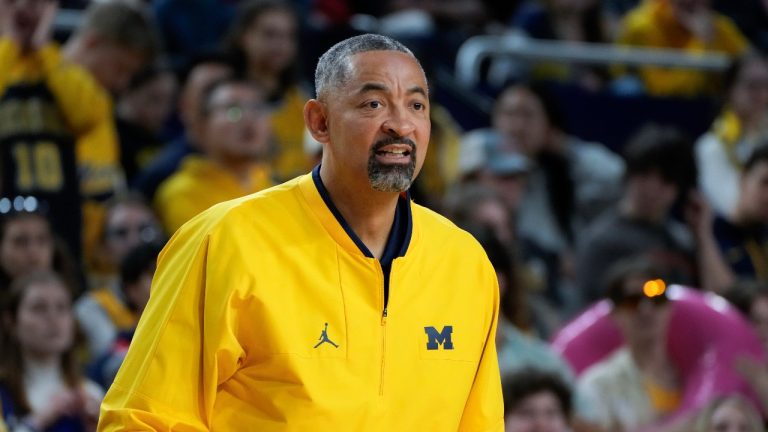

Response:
(371, 136), (416, 152)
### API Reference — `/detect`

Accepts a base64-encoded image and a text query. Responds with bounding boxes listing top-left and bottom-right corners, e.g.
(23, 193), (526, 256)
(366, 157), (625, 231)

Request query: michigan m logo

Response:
(424, 326), (454, 350)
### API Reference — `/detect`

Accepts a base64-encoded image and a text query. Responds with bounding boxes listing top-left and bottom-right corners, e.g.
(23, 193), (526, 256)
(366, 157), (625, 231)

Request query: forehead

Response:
(210, 83), (263, 103)
(343, 50), (427, 91)
(497, 87), (540, 111)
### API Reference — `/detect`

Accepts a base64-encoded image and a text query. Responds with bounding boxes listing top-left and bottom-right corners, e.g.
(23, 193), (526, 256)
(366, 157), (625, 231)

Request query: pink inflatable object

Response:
(551, 286), (766, 419)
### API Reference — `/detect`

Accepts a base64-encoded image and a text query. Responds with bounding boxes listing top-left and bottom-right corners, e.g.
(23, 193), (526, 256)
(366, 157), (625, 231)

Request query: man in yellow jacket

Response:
(99, 34), (504, 431)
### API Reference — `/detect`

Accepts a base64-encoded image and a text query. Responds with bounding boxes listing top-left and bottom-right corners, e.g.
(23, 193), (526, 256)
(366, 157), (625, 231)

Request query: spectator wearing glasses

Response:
(153, 78), (274, 235)
(574, 257), (681, 431)
(75, 193), (162, 361)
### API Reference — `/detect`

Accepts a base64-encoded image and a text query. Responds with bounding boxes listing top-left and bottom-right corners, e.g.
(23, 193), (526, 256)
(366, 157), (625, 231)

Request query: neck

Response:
(211, 155), (259, 189)
(23, 352), (61, 372)
(319, 164), (400, 259)
(628, 341), (678, 387)
(730, 205), (754, 227)
(246, 64), (280, 97)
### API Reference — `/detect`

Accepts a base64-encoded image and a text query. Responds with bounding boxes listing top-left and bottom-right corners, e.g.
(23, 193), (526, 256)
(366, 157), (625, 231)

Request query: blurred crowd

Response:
(1, 0), (768, 431)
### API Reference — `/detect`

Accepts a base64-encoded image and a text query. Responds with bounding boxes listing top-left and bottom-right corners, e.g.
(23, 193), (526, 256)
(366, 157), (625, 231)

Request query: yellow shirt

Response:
(0, 39), (125, 262)
(616, 0), (748, 96)
(99, 173), (504, 431)
(154, 155), (274, 234)
(269, 85), (311, 182)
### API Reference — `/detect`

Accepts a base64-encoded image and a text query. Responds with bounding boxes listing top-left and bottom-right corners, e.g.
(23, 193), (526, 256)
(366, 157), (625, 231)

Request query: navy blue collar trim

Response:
(311, 165), (412, 263)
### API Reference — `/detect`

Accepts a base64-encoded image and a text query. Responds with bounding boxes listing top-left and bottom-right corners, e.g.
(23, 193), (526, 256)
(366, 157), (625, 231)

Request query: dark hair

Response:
(120, 241), (163, 287)
(199, 77), (264, 117)
(502, 368), (572, 417)
(0, 211), (79, 296)
(314, 34), (422, 100)
(603, 256), (662, 305)
(743, 143), (768, 173)
(75, 1), (159, 61)
(723, 280), (768, 316)
(622, 124), (697, 192)
(222, 0), (299, 99)
(100, 192), (157, 242)
(470, 225), (528, 329)
(125, 60), (175, 93)
(0, 271), (82, 415)
(178, 50), (238, 88)
(723, 53), (768, 93)
(496, 83), (568, 133)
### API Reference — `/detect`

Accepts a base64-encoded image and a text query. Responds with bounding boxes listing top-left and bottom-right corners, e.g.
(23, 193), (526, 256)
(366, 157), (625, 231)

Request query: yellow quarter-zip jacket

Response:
(99, 171), (504, 431)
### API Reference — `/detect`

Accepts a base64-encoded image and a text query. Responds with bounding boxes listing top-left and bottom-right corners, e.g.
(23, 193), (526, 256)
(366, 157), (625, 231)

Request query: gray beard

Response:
(367, 156), (415, 193)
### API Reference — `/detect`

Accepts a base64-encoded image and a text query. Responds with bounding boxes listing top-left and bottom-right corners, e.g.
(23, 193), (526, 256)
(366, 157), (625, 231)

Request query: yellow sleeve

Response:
(153, 172), (205, 235)
(711, 15), (749, 54)
(98, 215), (242, 431)
(35, 49), (124, 199)
(0, 38), (22, 95)
(458, 258), (505, 432)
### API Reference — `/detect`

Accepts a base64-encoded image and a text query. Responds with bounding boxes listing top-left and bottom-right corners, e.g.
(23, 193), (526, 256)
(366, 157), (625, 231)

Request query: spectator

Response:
(445, 179), (569, 351)
(0, 271), (103, 431)
(696, 53), (768, 216)
(574, 124), (732, 304)
(503, 368), (572, 432)
(152, 0), (234, 70)
(614, 0), (749, 97)
(132, 51), (236, 201)
(0, 204), (79, 299)
(724, 281), (768, 418)
(60, 1), (159, 264)
(725, 281), (768, 355)
(711, 144), (768, 289)
(694, 395), (765, 432)
(574, 258), (683, 430)
(115, 62), (178, 185)
(223, 0), (313, 182)
(153, 78), (274, 234)
(474, 83), (622, 255)
(463, 83), (623, 312)
(512, 0), (610, 89)
(88, 241), (164, 389)
(76, 193), (162, 361)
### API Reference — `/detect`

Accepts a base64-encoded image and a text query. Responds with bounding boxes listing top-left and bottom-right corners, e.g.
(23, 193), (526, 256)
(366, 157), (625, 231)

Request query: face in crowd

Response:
(103, 202), (161, 268)
(11, 276), (75, 360)
(201, 81), (271, 165)
(492, 87), (551, 158)
(0, 213), (54, 280)
(504, 389), (570, 432)
(612, 273), (672, 349)
(238, 5), (298, 78)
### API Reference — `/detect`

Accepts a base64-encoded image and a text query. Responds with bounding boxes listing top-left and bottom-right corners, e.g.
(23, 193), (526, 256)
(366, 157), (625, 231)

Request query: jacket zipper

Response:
(379, 307), (387, 396)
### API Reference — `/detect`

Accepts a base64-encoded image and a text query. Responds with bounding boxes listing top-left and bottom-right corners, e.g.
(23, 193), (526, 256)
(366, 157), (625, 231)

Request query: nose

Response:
(381, 105), (416, 138)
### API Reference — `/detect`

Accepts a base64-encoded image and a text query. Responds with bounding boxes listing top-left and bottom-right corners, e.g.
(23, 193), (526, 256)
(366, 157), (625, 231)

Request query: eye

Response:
(413, 102), (425, 111)
(367, 100), (382, 109)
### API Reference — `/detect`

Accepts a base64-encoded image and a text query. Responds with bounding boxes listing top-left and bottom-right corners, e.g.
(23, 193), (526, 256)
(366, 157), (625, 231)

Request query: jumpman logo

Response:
(314, 322), (339, 348)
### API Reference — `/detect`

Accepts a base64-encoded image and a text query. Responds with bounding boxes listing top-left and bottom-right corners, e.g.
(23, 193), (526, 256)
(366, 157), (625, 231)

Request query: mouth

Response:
(373, 143), (413, 164)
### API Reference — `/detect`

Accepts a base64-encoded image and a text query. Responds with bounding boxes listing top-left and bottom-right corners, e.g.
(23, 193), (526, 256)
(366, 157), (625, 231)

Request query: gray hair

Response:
(314, 34), (424, 100)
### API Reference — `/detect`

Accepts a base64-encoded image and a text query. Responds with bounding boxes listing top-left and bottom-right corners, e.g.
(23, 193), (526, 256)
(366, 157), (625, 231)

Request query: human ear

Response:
(303, 99), (330, 144)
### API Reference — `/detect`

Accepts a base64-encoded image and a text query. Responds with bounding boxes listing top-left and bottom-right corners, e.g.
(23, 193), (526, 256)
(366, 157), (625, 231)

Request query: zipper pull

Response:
(382, 307), (388, 324)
